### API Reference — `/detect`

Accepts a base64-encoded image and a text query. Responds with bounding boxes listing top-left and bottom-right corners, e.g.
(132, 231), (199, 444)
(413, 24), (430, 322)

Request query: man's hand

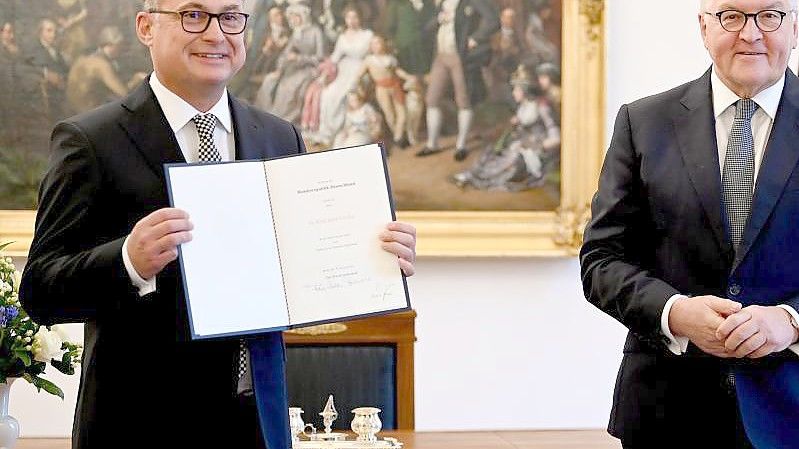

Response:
(127, 208), (193, 280)
(716, 305), (798, 358)
(380, 221), (416, 277)
(669, 295), (742, 357)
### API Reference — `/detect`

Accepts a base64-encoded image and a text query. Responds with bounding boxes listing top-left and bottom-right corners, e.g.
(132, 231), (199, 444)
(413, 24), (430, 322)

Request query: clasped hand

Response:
(670, 296), (797, 358)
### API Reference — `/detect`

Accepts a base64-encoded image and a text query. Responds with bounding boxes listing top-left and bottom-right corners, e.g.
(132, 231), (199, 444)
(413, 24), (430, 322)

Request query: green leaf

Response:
(14, 351), (31, 367)
(29, 361), (46, 376)
(0, 242), (12, 252)
(29, 376), (64, 399)
(50, 359), (74, 376)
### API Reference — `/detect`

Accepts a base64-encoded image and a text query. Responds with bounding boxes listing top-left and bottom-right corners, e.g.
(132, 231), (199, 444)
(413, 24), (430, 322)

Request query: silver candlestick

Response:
(319, 394), (339, 434)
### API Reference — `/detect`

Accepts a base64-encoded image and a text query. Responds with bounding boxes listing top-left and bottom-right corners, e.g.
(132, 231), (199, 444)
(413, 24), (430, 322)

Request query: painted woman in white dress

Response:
(312, 6), (373, 145)
(451, 66), (560, 191)
(333, 89), (382, 147)
(253, 3), (325, 123)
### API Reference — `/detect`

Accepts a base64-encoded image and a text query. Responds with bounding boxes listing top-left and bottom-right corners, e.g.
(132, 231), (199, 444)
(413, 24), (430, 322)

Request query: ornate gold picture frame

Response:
(0, 0), (604, 257)
(399, 0), (604, 257)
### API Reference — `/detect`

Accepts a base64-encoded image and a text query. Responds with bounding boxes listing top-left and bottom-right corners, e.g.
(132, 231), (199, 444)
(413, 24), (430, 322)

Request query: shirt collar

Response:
(711, 67), (784, 120)
(148, 72), (233, 134)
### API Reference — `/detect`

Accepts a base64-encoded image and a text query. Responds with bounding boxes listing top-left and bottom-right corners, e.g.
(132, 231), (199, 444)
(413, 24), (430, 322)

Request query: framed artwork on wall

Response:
(0, 0), (605, 257)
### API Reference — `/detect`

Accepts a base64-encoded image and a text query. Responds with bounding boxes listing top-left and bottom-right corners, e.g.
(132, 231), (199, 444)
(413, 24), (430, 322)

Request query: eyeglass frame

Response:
(704, 9), (795, 33)
(147, 9), (250, 35)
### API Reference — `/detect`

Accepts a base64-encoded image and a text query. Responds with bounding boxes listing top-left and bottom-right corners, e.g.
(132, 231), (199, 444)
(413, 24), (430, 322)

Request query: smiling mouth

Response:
(195, 53), (226, 59)
(737, 52), (765, 56)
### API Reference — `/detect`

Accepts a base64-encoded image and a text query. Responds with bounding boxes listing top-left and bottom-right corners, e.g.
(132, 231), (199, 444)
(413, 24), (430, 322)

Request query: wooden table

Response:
(16, 430), (621, 449)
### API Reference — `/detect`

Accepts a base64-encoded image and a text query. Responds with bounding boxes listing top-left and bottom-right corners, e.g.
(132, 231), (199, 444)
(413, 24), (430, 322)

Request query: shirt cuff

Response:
(776, 305), (799, 357)
(122, 236), (156, 296)
(661, 294), (690, 355)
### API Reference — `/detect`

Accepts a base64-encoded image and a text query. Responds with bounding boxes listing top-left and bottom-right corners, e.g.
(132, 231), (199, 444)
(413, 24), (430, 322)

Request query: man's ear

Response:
(698, 13), (709, 50)
(136, 12), (154, 47)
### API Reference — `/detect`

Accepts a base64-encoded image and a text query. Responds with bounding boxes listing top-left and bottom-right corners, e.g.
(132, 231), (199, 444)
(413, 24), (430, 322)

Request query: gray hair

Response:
(700, 0), (799, 12)
(143, 0), (246, 10)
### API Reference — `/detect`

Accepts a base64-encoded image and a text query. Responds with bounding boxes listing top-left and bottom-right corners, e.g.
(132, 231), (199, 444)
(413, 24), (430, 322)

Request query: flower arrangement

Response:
(0, 243), (81, 398)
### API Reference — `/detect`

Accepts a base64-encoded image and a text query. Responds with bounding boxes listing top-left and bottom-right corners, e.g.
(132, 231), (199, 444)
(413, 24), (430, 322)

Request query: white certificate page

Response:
(263, 144), (410, 326)
(167, 162), (289, 339)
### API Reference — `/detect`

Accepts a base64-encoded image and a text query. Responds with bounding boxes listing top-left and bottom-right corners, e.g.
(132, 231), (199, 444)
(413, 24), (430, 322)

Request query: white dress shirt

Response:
(661, 68), (799, 356)
(436, 0), (459, 55)
(121, 73), (236, 296)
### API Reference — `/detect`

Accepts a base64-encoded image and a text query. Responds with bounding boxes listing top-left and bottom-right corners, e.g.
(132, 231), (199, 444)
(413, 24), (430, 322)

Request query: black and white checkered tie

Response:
(722, 98), (757, 249)
(192, 113), (248, 383)
(192, 113), (221, 163)
(237, 340), (247, 384)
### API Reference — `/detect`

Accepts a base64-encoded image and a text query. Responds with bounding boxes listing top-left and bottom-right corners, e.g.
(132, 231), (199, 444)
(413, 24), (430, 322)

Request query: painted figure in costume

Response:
(333, 88), (382, 147)
(254, 2), (325, 123)
(451, 65), (559, 191)
(417, 0), (499, 161)
(354, 35), (413, 149)
(311, 5), (373, 145)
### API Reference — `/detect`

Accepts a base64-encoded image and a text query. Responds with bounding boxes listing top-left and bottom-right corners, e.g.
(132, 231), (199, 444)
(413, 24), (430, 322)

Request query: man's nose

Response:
(739, 15), (764, 42)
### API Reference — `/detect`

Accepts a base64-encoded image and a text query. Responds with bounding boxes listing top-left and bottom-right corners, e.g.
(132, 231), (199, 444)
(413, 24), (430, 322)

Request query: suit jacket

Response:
(20, 80), (305, 449)
(580, 69), (799, 448)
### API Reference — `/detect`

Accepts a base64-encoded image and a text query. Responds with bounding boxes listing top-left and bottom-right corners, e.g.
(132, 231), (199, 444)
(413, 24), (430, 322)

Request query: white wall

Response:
(13, 0), (798, 437)
(412, 258), (625, 431)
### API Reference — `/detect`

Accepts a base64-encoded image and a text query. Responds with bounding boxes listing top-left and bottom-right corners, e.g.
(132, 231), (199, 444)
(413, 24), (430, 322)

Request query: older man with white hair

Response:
(581, 0), (799, 448)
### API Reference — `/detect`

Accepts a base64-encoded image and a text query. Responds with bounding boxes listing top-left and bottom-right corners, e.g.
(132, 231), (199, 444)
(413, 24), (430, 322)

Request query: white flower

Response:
(12, 271), (20, 292)
(25, 330), (32, 337)
(23, 337), (31, 343)
(31, 328), (64, 363)
(51, 325), (72, 343)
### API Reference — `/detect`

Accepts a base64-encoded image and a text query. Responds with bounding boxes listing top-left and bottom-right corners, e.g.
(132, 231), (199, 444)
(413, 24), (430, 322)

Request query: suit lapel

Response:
(118, 80), (185, 183)
(674, 69), (731, 254)
(734, 73), (799, 270)
(229, 95), (263, 161)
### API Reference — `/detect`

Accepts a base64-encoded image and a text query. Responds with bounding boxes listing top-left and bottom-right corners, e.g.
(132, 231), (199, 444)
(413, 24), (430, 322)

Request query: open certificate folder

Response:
(165, 144), (411, 340)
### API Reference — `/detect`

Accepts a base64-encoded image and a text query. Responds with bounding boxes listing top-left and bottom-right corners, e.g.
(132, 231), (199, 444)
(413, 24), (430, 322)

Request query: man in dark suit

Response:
(19, 1), (417, 448)
(580, 0), (799, 448)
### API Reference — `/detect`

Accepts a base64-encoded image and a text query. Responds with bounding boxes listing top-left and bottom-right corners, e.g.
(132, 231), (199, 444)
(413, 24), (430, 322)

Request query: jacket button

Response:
(728, 284), (741, 296)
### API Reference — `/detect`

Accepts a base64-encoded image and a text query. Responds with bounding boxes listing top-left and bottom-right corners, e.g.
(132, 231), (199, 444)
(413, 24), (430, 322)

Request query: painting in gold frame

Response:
(0, 0), (604, 257)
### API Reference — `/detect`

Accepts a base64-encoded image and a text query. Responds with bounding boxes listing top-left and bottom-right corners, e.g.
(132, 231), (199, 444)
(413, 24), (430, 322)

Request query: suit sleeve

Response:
(20, 121), (138, 325)
(580, 104), (681, 344)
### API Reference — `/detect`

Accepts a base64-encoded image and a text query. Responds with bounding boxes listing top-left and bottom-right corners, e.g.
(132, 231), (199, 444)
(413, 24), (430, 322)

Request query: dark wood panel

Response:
(284, 311), (416, 429)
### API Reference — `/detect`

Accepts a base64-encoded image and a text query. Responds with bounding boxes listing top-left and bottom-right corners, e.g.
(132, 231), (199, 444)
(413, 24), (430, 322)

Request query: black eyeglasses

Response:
(706, 9), (792, 33)
(148, 10), (249, 35)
